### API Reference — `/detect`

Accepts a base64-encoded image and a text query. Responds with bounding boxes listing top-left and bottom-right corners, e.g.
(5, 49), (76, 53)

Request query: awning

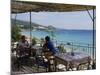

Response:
(11, 1), (95, 13)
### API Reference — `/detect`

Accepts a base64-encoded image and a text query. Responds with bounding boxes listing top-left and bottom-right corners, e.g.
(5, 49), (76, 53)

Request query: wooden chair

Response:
(35, 55), (49, 72)
(15, 47), (31, 70)
(43, 51), (55, 72)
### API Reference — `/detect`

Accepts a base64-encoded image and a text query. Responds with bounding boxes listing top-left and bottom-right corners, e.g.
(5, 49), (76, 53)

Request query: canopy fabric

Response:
(11, 1), (95, 13)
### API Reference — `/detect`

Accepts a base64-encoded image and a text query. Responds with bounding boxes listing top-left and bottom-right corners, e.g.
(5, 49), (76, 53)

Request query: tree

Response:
(11, 25), (21, 42)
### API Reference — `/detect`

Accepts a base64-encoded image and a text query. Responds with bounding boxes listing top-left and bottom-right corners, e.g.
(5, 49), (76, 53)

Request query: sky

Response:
(11, 10), (95, 30)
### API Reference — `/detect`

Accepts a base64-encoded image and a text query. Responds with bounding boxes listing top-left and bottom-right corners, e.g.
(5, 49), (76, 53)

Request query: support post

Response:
(85, 7), (93, 21)
(14, 13), (17, 26)
(29, 11), (32, 44)
(92, 6), (96, 69)
(29, 11), (32, 57)
(93, 6), (95, 60)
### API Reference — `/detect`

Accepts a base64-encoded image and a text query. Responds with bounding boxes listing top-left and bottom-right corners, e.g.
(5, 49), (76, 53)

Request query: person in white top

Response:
(18, 35), (29, 48)
(17, 35), (30, 56)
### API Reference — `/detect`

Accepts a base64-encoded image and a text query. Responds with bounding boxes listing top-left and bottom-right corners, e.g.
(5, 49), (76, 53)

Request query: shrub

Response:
(11, 25), (21, 42)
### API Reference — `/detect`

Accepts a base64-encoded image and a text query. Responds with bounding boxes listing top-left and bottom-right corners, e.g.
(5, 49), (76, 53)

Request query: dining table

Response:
(54, 52), (91, 71)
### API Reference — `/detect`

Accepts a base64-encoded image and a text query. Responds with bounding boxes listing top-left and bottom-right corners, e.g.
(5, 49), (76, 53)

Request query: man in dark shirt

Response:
(43, 36), (58, 54)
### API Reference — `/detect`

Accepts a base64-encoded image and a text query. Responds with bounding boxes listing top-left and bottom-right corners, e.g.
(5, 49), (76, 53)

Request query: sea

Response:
(21, 29), (96, 58)
(21, 29), (96, 45)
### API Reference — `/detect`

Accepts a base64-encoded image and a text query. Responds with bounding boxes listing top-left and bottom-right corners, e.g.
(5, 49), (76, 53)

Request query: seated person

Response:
(43, 36), (59, 55)
(17, 35), (30, 56)
(18, 35), (29, 47)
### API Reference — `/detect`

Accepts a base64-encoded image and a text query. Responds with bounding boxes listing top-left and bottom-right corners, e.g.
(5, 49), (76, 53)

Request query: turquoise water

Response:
(21, 29), (96, 58)
(21, 29), (96, 45)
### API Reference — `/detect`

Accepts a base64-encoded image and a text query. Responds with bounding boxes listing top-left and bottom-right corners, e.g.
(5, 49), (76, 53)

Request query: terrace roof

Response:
(11, 1), (95, 13)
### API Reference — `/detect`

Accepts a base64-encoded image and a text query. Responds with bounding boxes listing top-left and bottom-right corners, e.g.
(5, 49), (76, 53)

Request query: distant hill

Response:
(11, 19), (46, 29)
(11, 19), (56, 31)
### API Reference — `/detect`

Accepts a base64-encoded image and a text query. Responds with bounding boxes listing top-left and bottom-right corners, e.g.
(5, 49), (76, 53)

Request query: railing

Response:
(53, 40), (96, 59)
(12, 40), (96, 60)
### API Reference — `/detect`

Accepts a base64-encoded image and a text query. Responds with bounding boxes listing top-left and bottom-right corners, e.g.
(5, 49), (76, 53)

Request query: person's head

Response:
(21, 35), (26, 42)
(45, 36), (50, 41)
